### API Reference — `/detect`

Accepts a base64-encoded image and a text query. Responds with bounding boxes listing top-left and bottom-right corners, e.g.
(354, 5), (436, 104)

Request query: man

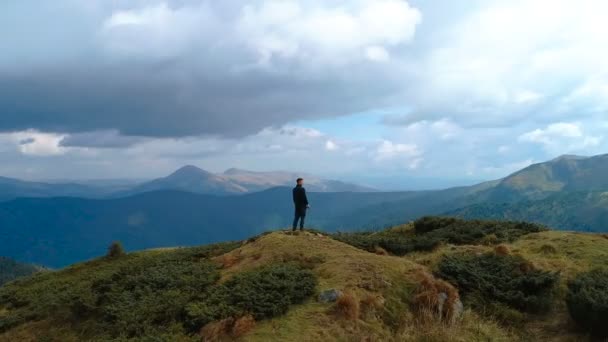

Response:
(292, 178), (309, 231)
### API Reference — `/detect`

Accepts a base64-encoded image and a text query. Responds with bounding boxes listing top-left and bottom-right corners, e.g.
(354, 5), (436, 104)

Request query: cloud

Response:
(325, 140), (339, 151)
(375, 140), (420, 160)
(238, 0), (420, 65)
(365, 46), (390, 62)
(60, 130), (148, 148)
(2, 0), (608, 184)
(519, 122), (602, 154)
(400, 0), (608, 127)
(0, 0), (421, 138)
(0, 130), (67, 156)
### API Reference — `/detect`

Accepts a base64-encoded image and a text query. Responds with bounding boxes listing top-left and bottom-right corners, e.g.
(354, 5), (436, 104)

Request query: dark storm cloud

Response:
(0, 0), (421, 139)
(0, 61), (402, 138)
(59, 130), (148, 148)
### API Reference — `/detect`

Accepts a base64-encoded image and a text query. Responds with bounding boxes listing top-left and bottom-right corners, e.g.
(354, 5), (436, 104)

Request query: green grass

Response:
(2, 219), (608, 341)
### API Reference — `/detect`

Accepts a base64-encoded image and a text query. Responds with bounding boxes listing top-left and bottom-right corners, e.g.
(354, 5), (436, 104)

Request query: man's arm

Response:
(302, 188), (309, 206)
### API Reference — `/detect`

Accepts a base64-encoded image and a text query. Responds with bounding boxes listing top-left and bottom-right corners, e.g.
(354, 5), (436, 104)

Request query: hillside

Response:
(449, 191), (608, 232)
(2, 218), (607, 341)
(0, 177), (106, 203)
(472, 154), (608, 202)
(0, 258), (41, 286)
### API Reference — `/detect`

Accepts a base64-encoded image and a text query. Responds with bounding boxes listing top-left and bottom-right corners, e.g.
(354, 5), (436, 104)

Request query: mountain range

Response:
(0, 166), (375, 202)
(2, 153), (608, 267)
(118, 166), (376, 196)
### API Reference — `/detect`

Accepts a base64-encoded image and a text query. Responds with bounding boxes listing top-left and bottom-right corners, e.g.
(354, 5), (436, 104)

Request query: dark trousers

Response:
(293, 208), (306, 230)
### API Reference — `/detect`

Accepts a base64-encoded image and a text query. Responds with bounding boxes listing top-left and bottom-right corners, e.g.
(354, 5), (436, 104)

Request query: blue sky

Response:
(1, 0), (607, 189)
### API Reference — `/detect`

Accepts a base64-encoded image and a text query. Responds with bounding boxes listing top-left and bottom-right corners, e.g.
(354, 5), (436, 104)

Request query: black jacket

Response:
(292, 185), (309, 210)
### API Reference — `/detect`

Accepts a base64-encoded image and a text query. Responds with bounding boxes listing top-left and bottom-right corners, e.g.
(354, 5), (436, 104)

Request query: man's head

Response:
(296, 178), (303, 185)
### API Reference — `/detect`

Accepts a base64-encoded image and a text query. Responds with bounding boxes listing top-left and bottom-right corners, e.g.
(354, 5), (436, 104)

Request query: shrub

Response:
(200, 317), (233, 342)
(106, 241), (125, 258)
(186, 263), (316, 330)
(0, 241), (242, 339)
(566, 268), (608, 337)
(374, 246), (388, 256)
(231, 315), (256, 338)
(494, 244), (511, 256)
(91, 254), (220, 337)
(360, 294), (384, 320)
(333, 217), (546, 256)
(414, 216), (460, 234)
(411, 272), (460, 324)
(199, 314), (255, 341)
(480, 233), (499, 246)
(437, 253), (559, 313)
(334, 292), (360, 321)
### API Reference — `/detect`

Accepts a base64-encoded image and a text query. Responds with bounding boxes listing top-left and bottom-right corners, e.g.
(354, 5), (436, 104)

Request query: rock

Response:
(452, 299), (464, 319)
(318, 289), (342, 303)
(437, 292), (464, 322)
(437, 292), (449, 315)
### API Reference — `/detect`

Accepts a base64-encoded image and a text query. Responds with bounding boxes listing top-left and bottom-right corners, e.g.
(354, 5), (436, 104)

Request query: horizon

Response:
(2, 152), (603, 191)
(2, 1), (608, 186)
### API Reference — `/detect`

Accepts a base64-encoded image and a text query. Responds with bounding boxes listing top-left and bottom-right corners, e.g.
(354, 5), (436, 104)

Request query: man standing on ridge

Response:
(292, 178), (309, 231)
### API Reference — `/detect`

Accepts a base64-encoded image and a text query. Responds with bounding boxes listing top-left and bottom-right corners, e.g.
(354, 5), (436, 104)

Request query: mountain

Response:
(0, 189), (446, 268)
(1, 218), (606, 341)
(449, 191), (608, 232)
(221, 168), (376, 192)
(472, 154), (608, 202)
(0, 176), (106, 202)
(6, 153), (608, 268)
(119, 166), (376, 197)
(0, 257), (41, 286)
(123, 166), (249, 196)
(0, 166), (376, 201)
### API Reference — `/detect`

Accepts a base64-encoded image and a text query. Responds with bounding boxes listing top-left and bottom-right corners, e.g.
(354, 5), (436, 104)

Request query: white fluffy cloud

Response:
(519, 122), (602, 154)
(98, 0), (421, 66)
(325, 140), (339, 151)
(375, 140), (421, 167)
(403, 0), (608, 127)
(238, 0), (421, 64)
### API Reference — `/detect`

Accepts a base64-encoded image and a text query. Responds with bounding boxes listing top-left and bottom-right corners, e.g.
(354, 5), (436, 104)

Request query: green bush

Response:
(0, 241), (315, 339)
(106, 241), (125, 258)
(333, 217), (546, 256)
(414, 216), (459, 234)
(566, 268), (608, 337)
(437, 253), (559, 313)
(89, 254), (220, 337)
(186, 263), (316, 330)
(0, 241), (241, 339)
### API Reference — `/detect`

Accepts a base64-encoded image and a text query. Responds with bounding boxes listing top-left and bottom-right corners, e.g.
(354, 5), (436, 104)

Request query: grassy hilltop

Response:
(1, 217), (608, 341)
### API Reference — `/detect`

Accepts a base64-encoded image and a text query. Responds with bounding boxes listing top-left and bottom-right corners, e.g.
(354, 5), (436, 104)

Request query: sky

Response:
(1, 0), (608, 189)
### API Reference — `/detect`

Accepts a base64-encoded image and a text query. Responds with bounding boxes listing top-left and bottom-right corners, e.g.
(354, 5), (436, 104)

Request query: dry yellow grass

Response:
(211, 231), (516, 342)
(401, 230), (608, 342)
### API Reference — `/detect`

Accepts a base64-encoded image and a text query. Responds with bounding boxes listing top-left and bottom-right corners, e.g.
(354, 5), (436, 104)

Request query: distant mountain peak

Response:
(223, 168), (250, 175)
(551, 154), (587, 162)
(169, 165), (213, 178)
